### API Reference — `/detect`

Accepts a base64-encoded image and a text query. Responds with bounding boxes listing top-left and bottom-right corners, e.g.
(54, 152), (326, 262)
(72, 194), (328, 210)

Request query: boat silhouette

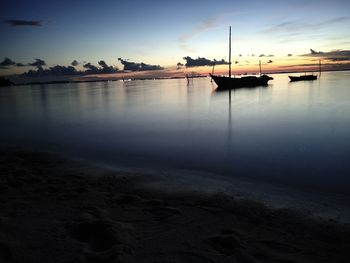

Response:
(210, 26), (273, 90)
(289, 75), (317, 81)
(288, 60), (321, 82)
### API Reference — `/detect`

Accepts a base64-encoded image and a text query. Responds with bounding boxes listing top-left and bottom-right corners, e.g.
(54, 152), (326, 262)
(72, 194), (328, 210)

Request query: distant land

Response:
(1, 68), (350, 87)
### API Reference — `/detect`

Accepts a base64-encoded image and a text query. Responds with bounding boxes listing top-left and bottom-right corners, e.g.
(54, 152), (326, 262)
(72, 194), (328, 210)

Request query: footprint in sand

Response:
(170, 251), (215, 263)
(66, 209), (134, 253)
(208, 234), (241, 255)
(68, 219), (122, 252)
(143, 206), (182, 221)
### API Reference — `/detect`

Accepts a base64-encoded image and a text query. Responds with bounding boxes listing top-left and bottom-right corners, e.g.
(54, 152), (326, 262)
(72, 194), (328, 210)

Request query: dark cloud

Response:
(0, 58), (30, 68)
(288, 54), (293, 57)
(20, 60), (118, 77)
(71, 60), (79, 66)
(0, 57), (16, 67)
(267, 60), (273, 64)
(98, 60), (108, 68)
(259, 54), (266, 57)
(118, 59), (139, 71)
(302, 49), (350, 62)
(182, 56), (229, 67)
(268, 54), (274, 57)
(28, 58), (46, 68)
(23, 65), (79, 77)
(4, 20), (43, 27)
(97, 60), (119, 73)
(310, 49), (323, 55)
(83, 62), (99, 72)
(118, 58), (163, 71)
(239, 54), (242, 57)
(47, 65), (79, 76)
(235, 61), (239, 64)
(177, 62), (184, 70)
(82, 61), (118, 74)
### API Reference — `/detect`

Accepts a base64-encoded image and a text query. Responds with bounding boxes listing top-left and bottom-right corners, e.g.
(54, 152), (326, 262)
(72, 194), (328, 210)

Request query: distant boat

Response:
(288, 60), (321, 82)
(289, 75), (317, 81)
(210, 27), (273, 90)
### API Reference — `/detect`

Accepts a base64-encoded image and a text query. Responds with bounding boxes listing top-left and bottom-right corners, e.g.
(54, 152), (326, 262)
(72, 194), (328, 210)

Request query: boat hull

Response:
(210, 74), (273, 90)
(289, 75), (317, 81)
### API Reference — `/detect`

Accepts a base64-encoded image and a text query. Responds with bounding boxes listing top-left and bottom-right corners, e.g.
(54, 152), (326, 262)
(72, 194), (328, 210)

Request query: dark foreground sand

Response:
(0, 150), (349, 263)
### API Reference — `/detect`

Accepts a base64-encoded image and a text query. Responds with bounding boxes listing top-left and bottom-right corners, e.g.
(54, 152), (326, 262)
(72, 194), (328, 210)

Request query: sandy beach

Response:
(0, 149), (349, 263)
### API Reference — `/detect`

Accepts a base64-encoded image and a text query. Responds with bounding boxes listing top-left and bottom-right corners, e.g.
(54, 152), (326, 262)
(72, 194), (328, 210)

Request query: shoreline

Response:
(62, 151), (350, 224)
(1, 149), (349, 262)
(2, 68), (350, 86)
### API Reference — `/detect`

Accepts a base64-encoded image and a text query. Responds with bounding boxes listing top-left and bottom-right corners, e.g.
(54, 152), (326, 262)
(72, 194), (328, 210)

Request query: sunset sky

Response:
(1, 0), (350, 79)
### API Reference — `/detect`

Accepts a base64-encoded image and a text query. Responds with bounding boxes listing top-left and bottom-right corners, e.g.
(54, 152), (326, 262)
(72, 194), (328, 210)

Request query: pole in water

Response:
(259, 60), (262, 76)
(211, 62), (215, 83)
(229, 26), (231, 78)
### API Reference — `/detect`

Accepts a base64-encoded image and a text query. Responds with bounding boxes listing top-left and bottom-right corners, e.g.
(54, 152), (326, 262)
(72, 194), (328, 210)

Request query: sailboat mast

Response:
(319, 59), (321, 76)
(229, 26), (231, 78)
(259, 60), (262, 76)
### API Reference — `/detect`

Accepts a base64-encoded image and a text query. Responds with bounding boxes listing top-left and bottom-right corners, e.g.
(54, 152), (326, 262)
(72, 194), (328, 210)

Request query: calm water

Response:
(1, 71), (350, 193)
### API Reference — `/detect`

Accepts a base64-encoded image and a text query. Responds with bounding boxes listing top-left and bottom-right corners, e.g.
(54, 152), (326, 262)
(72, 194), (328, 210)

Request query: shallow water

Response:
(1, 71), (350, 193)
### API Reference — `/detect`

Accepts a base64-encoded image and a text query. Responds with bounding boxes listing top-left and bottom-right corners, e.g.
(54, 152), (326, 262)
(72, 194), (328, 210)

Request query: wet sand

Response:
(0, 150), (349, 263)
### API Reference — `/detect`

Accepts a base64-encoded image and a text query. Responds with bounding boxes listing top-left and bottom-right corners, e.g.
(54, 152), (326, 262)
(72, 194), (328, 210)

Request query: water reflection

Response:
(0, 72), (349, 193)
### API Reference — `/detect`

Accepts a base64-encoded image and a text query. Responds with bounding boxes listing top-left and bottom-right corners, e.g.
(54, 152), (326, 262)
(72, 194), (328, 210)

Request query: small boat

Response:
(210, 27), (273, 90)
(288, 60), (321, 82)
(210, 73), (273, 88)
(289, 75), (317, 81)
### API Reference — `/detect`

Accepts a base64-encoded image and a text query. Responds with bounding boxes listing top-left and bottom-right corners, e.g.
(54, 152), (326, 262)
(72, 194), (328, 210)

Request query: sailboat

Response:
(288, 60), (321, 82)
(210, 26), (273, 90)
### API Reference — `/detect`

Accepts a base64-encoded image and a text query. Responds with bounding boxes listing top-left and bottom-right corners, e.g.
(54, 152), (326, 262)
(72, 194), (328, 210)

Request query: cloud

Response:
(83, 62), (98, 72)
(310, 49), (323, 55)
(3, 20), (43, 27)
(82, 61), (118, 74)
(267, 60), (273, 64)
(0, 58), (29, 68)
(118, 58), (163, 71)
(182, 56), (229, 67)
(179, 17), (217, 42)
(0, 57), (16, 67)
(28, 58), (46, 68)
(259, 54), (266, 57)
(177, 62), (184, 70)
(20, 60), (118, 77)
(97, 60), (119, 73)
(302, 49), (350, 62)
(23, 65), (79, 77)
(260, 16), (350, 36)
(71, 60), (79, 66)
(288, 54), (293, 57)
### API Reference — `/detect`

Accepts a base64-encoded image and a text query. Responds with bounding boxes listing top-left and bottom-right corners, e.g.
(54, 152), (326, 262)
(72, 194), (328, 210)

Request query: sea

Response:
(1, 71), (350, 217)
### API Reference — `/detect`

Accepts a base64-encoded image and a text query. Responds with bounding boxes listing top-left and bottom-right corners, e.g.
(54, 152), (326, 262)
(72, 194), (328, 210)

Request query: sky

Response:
(1, 0), (350, 79)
